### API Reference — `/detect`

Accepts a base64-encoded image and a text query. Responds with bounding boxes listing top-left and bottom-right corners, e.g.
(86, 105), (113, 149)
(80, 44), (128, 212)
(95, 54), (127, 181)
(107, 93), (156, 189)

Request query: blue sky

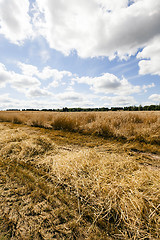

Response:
(0, 0), (160, 110)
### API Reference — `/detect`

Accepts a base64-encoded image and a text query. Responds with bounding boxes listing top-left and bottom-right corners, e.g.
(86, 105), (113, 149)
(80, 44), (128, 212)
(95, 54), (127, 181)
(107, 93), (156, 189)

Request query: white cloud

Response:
(38, 67), (62, 80)
(18, 63), (73, 88)
(73, 73), (140, 95)
(26, 87), (53, 98)
(0, 93), (11, 103)
(96, 0), (128, 11)
(0, 94), (34, 110)
(34, 0), (160, 59)
(66, 85), (74, 91)
(18, 62), (38, 77)
(148, 94), (160, 103)
(56, 91), (96, 108)
(142, 83), (155, 92)
(0, 61), (75, 96)
(0, 62), (40, 91)
(0, 95), (95, 110)
(11, 73), (41, 91)
(0, 97), (58, 110)
(137, 35), (160, 76)
(57, 91), (83, 102)
(1, 0), (159, 78)
(0, 63), (12, 87)
(0, 0), (33, 44)
(101, 95), (137, 107)
(37, 67), (72, 81)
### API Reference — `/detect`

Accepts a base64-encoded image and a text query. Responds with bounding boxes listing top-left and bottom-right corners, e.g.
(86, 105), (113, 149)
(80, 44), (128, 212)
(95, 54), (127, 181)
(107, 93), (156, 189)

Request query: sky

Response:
(0, 0), (160, 110)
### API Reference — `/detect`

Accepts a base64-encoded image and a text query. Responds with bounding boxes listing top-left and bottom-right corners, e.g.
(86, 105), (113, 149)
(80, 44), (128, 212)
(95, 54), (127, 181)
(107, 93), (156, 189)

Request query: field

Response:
(0, 111), (160, 239)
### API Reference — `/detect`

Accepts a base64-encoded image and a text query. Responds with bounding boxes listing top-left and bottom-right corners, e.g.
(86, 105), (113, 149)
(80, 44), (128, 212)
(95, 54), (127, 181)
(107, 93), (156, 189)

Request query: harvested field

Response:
(0, 111), (160, 145)
(0, 112), (160, 239)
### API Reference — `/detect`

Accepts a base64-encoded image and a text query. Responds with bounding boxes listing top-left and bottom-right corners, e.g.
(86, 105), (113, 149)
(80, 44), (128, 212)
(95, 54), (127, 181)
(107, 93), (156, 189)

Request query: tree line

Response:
(5, 104), (160, 112)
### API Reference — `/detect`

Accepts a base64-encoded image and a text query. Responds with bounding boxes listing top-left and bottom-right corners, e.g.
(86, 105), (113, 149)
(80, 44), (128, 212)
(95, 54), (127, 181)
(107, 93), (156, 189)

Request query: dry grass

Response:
(0, 111), (160, 145)
(0, 122), (160, 239)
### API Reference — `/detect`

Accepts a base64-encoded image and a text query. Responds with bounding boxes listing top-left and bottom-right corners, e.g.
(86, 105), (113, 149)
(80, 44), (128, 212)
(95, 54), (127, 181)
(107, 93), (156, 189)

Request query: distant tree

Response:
(63, 107), (69, 112)
(138, 105), (143, 111)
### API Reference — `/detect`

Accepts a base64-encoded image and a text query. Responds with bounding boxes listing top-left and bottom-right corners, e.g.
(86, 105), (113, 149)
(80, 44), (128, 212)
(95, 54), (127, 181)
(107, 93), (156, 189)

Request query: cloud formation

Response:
(0, 62), (41, 91)
(73, 73), (140, 95)
(149, 94), (160, 103)
(57, 91), (83, 102)
(11, 74), (40, 91)
(137, 35), (160, 76)
(34, 0), (160, 60)
(0, 63), (12, 87)
(26, 87), (53, 98)
(18, 62), (72, 87)
(0, 0), (32, 44)
(142, 83), (155, 93)
(101, 95), (137, 107)
(1, 0), (160, 80)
